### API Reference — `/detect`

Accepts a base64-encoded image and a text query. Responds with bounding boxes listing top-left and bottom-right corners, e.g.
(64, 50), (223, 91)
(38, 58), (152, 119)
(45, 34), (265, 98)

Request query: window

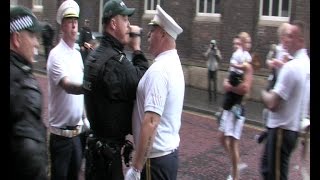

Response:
(197, 0), (221, 15)
(144, 0), (161, 14)
(260, 0), (291, 22)
(33, 0), (43, 12)
(195, 0), (221, 22)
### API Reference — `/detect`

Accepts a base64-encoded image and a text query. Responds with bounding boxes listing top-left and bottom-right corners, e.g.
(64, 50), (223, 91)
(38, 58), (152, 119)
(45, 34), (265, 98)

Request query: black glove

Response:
(122, 140), (134, 167)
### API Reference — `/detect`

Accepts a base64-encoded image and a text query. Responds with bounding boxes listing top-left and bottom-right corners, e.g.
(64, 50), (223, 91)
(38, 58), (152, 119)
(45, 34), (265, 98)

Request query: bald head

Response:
(277, 23), (291, 39)
(285, 20), (305, 55)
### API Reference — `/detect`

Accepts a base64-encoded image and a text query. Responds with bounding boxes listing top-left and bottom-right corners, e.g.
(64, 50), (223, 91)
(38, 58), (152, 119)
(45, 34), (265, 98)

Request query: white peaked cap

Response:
(56, 0), (80, 25)
(148, 5), (183, 40)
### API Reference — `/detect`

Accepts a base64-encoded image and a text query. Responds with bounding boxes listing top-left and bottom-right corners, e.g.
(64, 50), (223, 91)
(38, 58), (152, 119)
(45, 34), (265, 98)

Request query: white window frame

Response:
(144, 0), (161, 14)
(195, 0), (221, 22)
(259, 0), (291, 26)
(32, 0), (43, 12)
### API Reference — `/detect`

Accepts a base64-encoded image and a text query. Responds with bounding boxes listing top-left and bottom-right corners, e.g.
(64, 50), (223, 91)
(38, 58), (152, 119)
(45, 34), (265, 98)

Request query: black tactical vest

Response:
(83, 45), (131, 140)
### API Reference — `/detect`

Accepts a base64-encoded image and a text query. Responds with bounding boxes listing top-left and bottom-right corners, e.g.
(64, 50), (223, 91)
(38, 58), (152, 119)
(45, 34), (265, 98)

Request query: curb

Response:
(183, 103), (264, 128)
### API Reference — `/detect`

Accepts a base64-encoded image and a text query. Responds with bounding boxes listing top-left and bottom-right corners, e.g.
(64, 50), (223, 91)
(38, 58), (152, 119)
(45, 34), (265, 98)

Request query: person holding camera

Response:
(82, 0), (149, 179)
(203, 39), (222, 101)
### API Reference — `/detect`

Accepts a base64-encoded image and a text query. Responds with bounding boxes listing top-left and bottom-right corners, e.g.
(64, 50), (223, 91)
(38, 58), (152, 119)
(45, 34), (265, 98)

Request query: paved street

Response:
(35, 72), (309, 180)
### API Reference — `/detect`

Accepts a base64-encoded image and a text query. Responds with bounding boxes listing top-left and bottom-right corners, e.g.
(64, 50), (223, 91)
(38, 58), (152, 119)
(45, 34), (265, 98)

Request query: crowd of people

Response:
(10, 0), (310, 180)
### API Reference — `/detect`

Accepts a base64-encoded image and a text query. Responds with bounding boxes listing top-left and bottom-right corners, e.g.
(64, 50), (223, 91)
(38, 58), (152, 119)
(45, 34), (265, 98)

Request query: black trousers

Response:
(222, 91), (243, 110)
(44, 45), (52, 61)
(141, 149), (179, 180)
(11, 136), (48, 180)
(49, 134), (83, 180)
(260, 128), (299, 180)
(208, 70), (218, 101)
(266, 69), (277, 91)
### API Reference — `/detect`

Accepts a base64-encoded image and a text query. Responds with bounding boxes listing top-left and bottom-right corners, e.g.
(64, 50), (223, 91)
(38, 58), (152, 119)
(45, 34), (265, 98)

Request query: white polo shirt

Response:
(275, 44), (290, 75)
(229, 48), (245, 74)
(243, 50), (252, 63)
(47, 39), (84, 128)
(132, 49), (185, 158)
(267, 49), (310, 131)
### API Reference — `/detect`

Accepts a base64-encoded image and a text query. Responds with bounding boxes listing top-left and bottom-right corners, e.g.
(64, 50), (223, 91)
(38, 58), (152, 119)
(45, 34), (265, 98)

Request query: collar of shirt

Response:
(101, 32), (124, 51)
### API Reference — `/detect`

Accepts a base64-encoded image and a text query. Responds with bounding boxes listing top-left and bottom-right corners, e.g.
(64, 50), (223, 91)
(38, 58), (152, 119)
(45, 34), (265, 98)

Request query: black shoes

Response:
(255, 131), (268, 144)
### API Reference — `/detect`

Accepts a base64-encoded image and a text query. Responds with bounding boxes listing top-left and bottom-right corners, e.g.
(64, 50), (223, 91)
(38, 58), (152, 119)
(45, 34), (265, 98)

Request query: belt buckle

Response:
(72, 129), (78, 137)
(62, 129), (75, 137)
(61, 129), (68, 137)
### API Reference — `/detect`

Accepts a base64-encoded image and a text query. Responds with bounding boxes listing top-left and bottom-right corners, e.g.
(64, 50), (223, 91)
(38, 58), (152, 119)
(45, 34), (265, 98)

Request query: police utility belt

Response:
(50, 125), (83, 138)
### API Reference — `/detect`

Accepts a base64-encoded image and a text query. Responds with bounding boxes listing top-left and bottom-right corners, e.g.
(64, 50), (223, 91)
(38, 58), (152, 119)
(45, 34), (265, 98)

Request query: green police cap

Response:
(103, 0), (135, 19)
(10, 5), (41, 34)
(210, 40), (216, 45)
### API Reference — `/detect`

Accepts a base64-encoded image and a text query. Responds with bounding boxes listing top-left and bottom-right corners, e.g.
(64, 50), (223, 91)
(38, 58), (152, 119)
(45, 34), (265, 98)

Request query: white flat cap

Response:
(56, 0), (80, 25)
(148, 5), (183, 40)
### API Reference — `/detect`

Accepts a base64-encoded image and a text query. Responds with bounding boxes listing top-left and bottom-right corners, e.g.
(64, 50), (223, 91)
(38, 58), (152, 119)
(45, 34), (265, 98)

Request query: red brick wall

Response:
(21, 0), (309, 72)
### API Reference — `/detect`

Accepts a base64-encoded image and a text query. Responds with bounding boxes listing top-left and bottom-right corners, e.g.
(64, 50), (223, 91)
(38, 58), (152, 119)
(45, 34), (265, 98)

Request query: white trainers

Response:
(226, 175), (233, 180)
(227, 163), (247, 180)
(238, 162), (248, 171)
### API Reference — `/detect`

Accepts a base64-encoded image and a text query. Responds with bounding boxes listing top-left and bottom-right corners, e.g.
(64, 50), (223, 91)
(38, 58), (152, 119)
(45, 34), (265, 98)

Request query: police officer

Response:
(83, 0), (149, 179)
(10, 5), (48, 180)
(41, 18), (55, 66)
(79, 19), (93, 61)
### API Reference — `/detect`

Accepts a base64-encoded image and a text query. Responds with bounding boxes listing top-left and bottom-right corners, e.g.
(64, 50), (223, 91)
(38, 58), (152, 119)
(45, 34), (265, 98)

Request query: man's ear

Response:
(110, 18), (117, 30)
(11, 32), (21, 48)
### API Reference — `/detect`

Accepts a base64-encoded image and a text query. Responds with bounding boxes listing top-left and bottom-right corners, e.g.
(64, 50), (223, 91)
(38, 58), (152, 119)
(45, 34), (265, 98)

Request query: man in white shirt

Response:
(260, 20), (310, 180)
(47, 1), (85, 179)
(125, 5), (184, 180)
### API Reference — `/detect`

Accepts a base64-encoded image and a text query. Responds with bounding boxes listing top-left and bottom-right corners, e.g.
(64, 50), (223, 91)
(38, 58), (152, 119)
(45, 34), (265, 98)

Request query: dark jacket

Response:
(10, 50), (48, 179)
(42, 23), (54, 46)
(83, 33), (149, 140)
(79, 26), (93, 61)
(10, 50), (47, 142)
(79, 26), (93, 48)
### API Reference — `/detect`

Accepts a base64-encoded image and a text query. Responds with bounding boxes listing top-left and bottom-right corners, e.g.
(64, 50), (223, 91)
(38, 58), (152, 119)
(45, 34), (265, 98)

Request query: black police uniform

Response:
(41, 22), (54, 61)
(10, 50), (48, 180)
(79, 26), (93, 61)
(83, 33), (149, 180)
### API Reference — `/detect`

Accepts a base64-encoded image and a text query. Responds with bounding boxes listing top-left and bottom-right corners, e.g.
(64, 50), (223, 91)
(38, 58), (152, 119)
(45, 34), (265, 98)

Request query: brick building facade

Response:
(10, 0), (310, 101)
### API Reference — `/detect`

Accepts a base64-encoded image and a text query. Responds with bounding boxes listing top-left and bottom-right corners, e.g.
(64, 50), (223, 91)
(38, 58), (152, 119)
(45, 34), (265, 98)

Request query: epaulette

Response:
(11, 58), (32, 73)
(113, 48), (126, 63)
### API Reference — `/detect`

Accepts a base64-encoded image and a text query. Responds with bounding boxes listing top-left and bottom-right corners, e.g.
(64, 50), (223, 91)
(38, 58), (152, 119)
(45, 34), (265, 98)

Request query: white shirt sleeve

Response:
(272, 63), (295, 100)
(143, 70), (168, 116)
